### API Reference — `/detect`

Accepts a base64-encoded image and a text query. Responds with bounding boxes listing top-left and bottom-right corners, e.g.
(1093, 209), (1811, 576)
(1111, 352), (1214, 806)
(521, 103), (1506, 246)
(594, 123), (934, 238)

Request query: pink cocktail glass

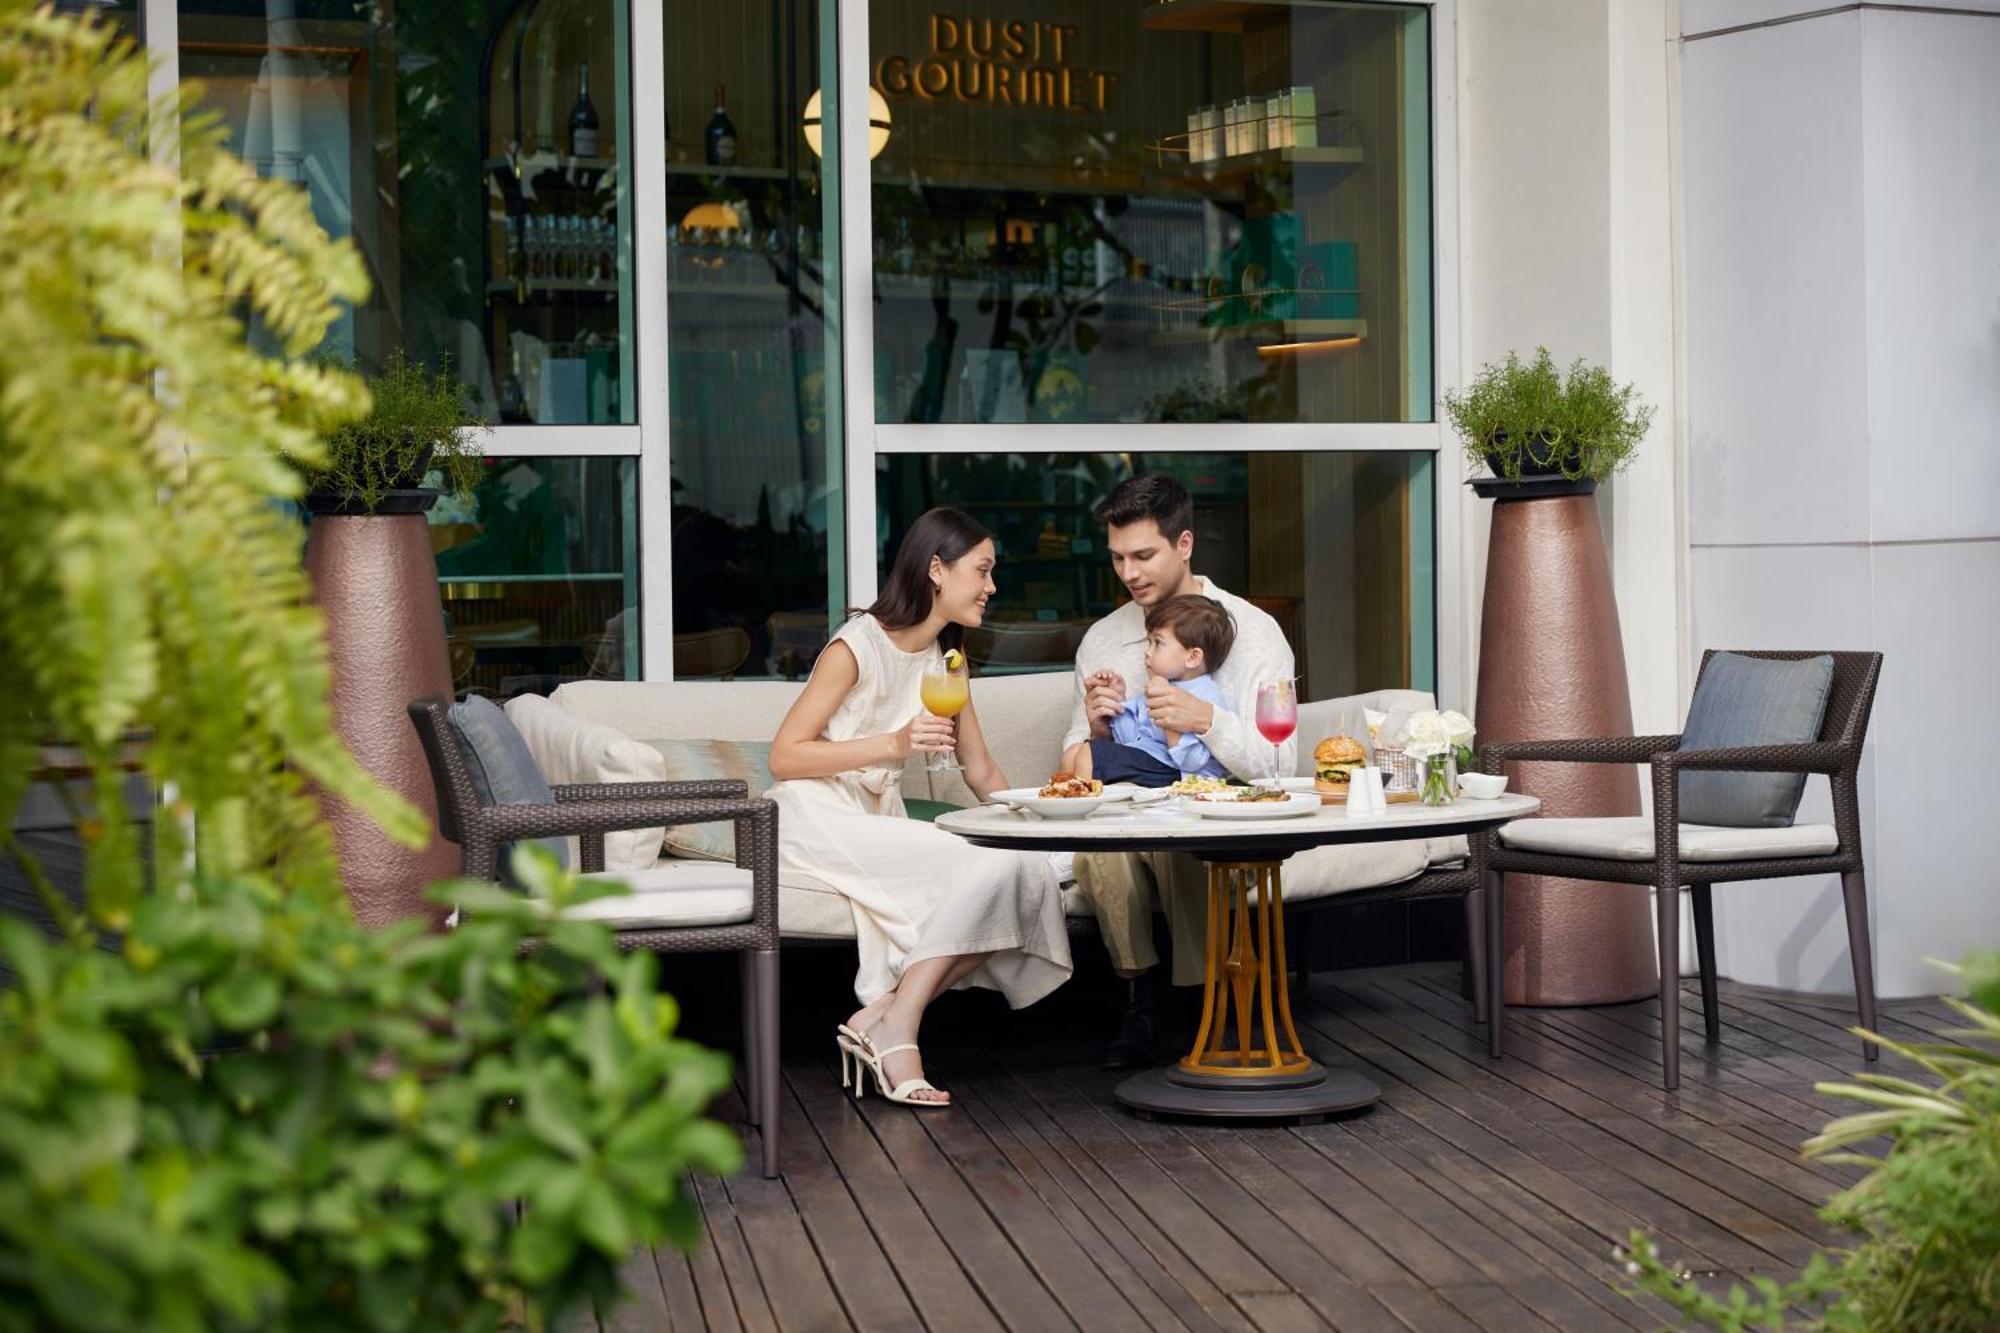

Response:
(1254, 680), (1298, 784)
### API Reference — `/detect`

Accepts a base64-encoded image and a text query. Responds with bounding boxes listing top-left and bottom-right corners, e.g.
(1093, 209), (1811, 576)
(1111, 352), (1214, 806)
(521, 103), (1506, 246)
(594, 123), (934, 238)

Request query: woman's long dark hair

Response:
(863, 507), (993, 654)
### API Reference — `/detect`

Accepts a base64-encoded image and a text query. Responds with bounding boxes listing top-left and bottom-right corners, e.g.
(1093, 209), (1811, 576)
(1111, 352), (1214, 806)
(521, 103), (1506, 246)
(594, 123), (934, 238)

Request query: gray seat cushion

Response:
(563, 862), (754, 928)
(1678, 653), (1835, 827)
(1500, 816), (1839, 863)
(448, 694), (570, 882)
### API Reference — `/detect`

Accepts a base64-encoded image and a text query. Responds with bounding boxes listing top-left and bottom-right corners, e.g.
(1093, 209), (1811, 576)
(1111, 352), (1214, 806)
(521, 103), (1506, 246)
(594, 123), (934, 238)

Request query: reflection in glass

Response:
(665, 1), (841, 680)
(868, 0), (1432, 424)
(431, 457), (640, 697)
(878, 452), (1434, 700)
(177, 1), (635, 424)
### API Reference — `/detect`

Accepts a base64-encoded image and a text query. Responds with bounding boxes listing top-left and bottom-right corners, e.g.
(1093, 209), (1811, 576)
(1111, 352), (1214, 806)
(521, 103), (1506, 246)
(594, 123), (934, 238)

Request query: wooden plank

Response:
(599, 1244), (673, 1333)
(849, 1087), (1081, 1331)
(650, 1248), (710, 1333)
(1015, 1047), (1428, 1329)
(971, 1055), (1250, 1332)
(769, 1075), (925, 1332)
(691, 1168), (778, 1332)
(789, 1060), (1006, 1333)
(904, 1060), (1157, 1332)
(948, 1072), (1204, 1332)
(1303, 980), (1785, 1278)
(677, 1170), (744, 1330)
(1358, 976), (1830, 1269)
(1296, 985), (1755, 1275)
(1237, 1291), (1346, 1333)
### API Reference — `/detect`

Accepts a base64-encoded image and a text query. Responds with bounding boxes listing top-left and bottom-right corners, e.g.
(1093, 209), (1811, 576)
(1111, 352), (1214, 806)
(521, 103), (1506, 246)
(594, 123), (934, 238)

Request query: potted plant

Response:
(1445, 347), (1653, 498)
(300, 352), (489, 927)
(301, 350), (487, 515)
(1453, 349), (1658, 1006)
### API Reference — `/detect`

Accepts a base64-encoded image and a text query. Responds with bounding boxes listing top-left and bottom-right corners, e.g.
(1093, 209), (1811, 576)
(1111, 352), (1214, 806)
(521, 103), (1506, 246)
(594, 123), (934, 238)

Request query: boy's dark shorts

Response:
(1087, 738), (1182, 787)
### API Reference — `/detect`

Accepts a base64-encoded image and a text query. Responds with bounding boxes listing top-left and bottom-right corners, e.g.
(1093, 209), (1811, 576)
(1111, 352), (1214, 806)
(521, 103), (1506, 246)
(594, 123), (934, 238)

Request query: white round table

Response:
(936, 792), (1541, 1120)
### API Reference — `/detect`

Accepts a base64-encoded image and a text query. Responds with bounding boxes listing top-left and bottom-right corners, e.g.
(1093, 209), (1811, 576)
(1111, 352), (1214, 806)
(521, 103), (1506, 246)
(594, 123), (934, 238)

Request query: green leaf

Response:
(509, 1206), (579, 1287)
(206, 969), (282, 1030)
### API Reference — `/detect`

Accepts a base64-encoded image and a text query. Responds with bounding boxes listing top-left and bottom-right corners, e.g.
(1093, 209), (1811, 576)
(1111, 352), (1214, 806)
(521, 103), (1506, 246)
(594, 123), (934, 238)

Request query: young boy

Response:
(1058, 595), (1236, 787)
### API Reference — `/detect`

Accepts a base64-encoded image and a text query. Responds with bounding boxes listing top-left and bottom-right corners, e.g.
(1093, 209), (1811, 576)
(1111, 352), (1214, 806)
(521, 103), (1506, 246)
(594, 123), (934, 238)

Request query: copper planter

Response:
(1475, 492), (1656, 1006)
(304, 498), (458, 929)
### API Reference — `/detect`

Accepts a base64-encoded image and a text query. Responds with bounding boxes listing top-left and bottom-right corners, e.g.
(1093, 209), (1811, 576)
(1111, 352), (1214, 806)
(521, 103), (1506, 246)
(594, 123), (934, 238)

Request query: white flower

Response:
(1404, 708), (1475, 760)
(1441, 710), (1475, 748)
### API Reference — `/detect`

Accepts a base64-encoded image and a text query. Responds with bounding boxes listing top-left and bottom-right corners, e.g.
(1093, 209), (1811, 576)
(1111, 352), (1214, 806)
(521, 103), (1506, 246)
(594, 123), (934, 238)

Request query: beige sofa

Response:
(505, 672), (1466, 941)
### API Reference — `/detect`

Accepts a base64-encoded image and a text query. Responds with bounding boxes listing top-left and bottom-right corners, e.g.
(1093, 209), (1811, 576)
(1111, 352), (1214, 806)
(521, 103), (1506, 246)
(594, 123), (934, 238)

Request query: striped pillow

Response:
(643, 739), (775, 861)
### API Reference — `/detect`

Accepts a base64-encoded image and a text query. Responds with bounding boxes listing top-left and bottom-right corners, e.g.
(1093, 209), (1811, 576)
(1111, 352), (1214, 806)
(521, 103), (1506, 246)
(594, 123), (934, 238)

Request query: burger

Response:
(1314, 735), (1368, 795)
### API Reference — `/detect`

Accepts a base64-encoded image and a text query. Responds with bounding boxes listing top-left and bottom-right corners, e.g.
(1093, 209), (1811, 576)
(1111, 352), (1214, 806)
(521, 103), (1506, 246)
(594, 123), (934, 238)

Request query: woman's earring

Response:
(930, 582), (942, 597)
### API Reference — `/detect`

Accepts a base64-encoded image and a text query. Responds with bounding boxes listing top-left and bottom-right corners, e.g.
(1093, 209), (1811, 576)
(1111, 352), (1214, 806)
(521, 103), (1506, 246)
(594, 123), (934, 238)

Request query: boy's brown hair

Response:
(1144, 595), (1236, 674)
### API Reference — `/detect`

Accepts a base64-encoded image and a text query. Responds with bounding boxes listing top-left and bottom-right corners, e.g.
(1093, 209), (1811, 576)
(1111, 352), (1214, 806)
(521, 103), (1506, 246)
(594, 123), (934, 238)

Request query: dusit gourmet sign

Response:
(876, 15), (1119, 114)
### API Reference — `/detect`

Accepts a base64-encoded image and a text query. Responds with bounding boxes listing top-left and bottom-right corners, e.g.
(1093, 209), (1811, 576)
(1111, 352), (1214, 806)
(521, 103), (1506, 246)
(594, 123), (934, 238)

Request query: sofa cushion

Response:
(1678, 652), (1835, 827)
(560, 861), (753, 928)
(504, 693), (668, 870)
(644, 738), (775, 861)
(448, 695), (568, 882)
(1498, 816), (1839, 862)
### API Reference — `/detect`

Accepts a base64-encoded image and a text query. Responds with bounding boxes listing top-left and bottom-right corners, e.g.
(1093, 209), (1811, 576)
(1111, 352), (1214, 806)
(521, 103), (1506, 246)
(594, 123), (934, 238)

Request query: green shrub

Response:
(0, 849), (741, 1333)
(307, 350), (488, 512)
(1444, 347), (1653, 482)
(0, 12), (741, 1330)
(1619, 952), (2000, 1331)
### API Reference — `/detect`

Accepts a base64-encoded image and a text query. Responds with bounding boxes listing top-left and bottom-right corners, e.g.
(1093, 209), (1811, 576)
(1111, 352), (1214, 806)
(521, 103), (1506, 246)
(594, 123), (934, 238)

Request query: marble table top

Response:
(935, 791), (1541, 857)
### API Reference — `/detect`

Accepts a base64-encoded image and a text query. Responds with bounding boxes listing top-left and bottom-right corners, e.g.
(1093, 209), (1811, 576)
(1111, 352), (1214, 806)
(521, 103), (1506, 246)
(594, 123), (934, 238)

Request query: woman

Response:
(768, 508), (1071, 1107)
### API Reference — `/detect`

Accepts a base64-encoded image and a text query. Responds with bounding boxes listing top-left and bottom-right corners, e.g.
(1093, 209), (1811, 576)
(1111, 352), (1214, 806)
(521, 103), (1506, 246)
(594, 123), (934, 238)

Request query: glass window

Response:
(868, 0), (1431, 425)
(878, 451), (1434, 699)
(177, 1), (636, 424)
(431, 457), (640, 696)
(664, 2), (842, 680)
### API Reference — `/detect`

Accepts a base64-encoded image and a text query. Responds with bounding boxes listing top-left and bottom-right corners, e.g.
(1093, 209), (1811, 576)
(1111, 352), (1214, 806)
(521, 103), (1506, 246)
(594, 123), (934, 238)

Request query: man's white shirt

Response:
(1063, 575), (1299, 781)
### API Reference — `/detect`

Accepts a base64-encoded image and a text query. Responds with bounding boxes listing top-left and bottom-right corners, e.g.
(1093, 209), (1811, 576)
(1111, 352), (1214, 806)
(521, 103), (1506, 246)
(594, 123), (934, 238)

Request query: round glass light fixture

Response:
(802, 87), (892, 160)
(679, 201), (743, 231)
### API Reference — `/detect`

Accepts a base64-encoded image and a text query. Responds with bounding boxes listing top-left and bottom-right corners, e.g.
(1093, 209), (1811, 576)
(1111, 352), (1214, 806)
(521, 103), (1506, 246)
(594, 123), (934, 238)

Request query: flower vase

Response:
(1419, 754), (1455, 806)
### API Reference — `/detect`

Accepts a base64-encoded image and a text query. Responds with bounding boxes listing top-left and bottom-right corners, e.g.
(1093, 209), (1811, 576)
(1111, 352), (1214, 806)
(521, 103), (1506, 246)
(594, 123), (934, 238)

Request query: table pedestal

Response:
(1115, 860), (1380, 1121)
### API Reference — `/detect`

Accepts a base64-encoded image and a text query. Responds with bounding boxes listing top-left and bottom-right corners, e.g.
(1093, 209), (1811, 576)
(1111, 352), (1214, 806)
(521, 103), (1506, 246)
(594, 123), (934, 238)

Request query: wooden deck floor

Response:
(603, 960), (1954, 1333)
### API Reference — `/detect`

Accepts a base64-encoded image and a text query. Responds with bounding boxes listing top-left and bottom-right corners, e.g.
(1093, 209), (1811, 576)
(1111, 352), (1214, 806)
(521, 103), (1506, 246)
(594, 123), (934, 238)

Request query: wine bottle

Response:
(705, 83), (738, 166)
(569, 63), (599, 158)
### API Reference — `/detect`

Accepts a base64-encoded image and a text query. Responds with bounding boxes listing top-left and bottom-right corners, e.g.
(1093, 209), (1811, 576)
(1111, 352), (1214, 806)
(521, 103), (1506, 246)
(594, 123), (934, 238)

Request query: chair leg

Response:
(1690, 885), (1721, 1044)
(1657, 881), (1682, 1091)
(1841, 870), (1880, 1063)
(1464, 888), (1489, 1025)
(754, 948), (781, 1179)
(1485, 871), (1505, 1058)
(739, 951), (760, 1126)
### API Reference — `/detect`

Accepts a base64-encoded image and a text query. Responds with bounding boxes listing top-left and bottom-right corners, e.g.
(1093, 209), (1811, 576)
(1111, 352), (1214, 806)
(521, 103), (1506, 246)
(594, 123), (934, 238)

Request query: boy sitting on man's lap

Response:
(1058, 595), (1236, 787)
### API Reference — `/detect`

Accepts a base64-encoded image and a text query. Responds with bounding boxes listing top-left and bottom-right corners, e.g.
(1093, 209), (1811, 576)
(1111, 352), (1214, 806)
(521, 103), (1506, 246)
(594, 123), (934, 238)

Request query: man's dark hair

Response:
(1144, 595), (1236, 674)
(1094, 473), (1195, 544)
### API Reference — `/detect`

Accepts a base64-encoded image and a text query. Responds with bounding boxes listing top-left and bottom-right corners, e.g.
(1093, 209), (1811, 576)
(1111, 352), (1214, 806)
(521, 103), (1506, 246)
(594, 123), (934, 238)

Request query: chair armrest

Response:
(551, 779), (749, 803)
(1654, 742), (1846, 776)
(1481, 735), (1682, 769)
(474, 795), (774, 841)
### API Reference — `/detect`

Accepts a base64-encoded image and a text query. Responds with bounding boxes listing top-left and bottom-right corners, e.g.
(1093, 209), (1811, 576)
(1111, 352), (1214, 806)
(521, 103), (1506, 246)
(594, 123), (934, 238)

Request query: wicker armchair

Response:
(408, 697), (783, 1177)
(1475, 650), (1883, 1090)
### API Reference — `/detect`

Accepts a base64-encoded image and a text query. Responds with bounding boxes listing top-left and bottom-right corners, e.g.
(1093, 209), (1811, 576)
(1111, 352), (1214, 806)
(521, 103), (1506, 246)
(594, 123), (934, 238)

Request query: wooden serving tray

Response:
(1320, 789), (1421, 806)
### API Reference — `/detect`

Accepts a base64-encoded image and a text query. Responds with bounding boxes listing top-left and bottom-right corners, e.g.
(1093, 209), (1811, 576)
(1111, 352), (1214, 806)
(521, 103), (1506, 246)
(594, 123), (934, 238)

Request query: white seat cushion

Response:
(561, 861), (754, 928)
(1498, 816), (1840, 863)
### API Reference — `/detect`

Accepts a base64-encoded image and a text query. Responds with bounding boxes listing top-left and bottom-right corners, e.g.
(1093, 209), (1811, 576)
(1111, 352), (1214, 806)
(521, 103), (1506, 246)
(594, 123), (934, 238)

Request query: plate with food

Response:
(1311, 736), (1417, 805)
(989, 773), (1119, 819)
(1179, 789), (1321, 820)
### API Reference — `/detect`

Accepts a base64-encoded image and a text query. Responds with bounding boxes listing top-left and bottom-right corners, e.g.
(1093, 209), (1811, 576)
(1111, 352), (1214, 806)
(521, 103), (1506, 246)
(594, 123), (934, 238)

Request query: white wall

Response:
(1454, 0), (1685, 738)
(1681, 5), (2000, 996)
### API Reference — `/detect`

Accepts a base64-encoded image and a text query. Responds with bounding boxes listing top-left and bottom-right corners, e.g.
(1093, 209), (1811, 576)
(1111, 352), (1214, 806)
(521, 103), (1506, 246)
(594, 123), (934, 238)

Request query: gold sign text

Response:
(875, 15), (1119, 114)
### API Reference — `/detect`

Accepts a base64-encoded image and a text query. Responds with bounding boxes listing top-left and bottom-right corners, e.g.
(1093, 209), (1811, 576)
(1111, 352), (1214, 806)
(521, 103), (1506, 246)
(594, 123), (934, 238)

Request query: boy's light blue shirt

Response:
(1110, 674), (1231, 778)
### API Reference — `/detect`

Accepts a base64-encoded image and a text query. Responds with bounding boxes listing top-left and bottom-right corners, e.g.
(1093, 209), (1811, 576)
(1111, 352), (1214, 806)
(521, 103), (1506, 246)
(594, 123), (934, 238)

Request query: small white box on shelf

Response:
(1266, 94), (1290, 149)
(1290, 85), (1318, 148)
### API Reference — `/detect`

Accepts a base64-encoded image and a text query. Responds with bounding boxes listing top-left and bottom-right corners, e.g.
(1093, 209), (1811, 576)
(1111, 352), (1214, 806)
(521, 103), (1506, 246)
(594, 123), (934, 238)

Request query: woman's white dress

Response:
(768, 615), (1072, 1008)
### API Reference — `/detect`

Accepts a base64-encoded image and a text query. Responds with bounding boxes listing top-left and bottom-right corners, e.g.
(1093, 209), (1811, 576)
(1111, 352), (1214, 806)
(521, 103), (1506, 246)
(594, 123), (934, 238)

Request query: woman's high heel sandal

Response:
(847, 1041), (950, 1108)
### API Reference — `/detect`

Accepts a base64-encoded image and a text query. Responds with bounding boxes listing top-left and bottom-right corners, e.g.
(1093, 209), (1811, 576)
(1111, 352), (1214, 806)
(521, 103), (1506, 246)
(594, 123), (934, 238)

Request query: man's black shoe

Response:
(1097, 975), (1159, 1070)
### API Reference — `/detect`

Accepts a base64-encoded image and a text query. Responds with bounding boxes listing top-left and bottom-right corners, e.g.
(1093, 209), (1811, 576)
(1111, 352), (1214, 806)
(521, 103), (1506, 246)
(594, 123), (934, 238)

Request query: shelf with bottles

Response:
(490, 210), (622, 305)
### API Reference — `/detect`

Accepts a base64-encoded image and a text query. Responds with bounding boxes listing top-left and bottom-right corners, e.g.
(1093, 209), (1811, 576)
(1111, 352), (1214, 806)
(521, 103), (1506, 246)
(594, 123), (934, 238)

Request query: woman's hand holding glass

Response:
(917, 650), (970, 772)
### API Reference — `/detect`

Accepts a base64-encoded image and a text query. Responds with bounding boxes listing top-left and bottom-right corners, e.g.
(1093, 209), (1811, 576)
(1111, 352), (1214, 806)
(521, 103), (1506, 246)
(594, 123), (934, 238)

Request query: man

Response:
(1064, 474), (1298, 1067)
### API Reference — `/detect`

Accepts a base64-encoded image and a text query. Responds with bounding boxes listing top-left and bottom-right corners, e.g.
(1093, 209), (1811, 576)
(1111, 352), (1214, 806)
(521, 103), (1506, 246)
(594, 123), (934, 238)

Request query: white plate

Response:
(1250, 776), (1319, 794)
(1179, 791), (1322, 820)
(988, 787), (1111, 819)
